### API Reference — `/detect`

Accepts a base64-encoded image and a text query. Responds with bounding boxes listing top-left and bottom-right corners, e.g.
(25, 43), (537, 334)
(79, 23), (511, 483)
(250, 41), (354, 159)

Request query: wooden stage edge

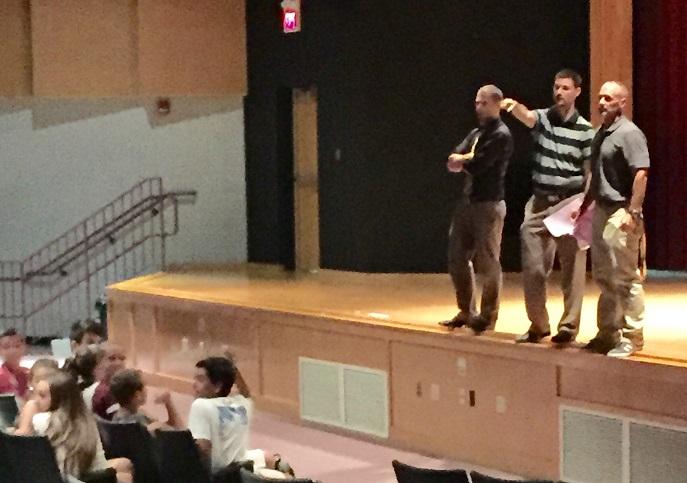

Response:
(107, 266), (687, 480)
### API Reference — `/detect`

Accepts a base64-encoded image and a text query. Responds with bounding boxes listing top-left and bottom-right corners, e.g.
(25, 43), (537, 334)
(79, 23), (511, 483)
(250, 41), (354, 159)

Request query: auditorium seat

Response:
(96, 418), (161, 483)
(470, 470), (554, 483)
(0, 431), (64, 483)
(392, 460), (469, 483)
(0, 394), (19, 430)
(155, 429), (212, 483)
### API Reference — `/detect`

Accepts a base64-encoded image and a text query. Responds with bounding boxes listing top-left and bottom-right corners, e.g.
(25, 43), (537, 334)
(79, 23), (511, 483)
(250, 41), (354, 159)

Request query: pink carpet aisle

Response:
(143, 388), (522, 483)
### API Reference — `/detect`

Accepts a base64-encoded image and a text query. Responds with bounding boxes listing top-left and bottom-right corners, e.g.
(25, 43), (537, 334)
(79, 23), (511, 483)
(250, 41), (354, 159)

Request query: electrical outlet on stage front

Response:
(458, 387), (466, 406)
(430, 383), (440, 401)
(496, 396), (507, 414)
(456, 357), (467, 376)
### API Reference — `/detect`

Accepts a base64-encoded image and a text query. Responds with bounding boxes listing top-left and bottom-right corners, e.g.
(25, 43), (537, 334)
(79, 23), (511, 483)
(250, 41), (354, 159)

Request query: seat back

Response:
(96, 418), (161, 483)
(0, 394), (19, 430)
(0, 431), (20, 483)
(239, 467), (316, 483)
(81, 468), (118, 483)
(155, 429), (211, 483)
(469, 471), (553, 483)
(212, 460), (254, 483)
(392, 460), (469, 483)
(0, 432), (63, 483)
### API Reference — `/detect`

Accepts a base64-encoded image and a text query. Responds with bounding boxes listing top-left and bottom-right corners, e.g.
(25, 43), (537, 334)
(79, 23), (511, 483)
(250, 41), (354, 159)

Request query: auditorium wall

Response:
(0, 97), (247, 265)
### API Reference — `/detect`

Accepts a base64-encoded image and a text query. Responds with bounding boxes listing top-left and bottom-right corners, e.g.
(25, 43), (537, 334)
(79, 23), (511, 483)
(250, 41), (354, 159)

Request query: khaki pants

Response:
(520, 195), (587, 335)
(591, 203), (645, 346)
(448, 200), (506, 328)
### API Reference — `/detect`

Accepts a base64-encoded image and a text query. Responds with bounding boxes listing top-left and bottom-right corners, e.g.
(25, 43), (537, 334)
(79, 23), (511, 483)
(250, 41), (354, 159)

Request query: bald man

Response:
(440, 85), (513, 333)
(577, 81), (649, 357)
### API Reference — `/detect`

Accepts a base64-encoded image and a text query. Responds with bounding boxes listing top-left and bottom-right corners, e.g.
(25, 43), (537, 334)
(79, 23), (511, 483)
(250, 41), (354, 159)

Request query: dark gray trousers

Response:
(448, 200), (506, 328)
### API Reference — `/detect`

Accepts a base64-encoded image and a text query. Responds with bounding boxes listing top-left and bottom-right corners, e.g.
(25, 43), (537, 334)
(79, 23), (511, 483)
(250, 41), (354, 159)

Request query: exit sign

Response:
(281, 0), (301, 33)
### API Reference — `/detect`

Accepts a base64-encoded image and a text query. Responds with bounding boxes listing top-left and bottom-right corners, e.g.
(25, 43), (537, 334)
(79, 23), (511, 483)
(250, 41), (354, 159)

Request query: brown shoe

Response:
(551, 329), (576, 344)
(515, 330), (551, 344)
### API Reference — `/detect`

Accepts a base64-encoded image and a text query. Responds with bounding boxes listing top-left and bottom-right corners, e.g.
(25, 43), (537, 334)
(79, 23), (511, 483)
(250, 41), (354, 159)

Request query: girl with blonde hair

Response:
(31, 370), (132, 482)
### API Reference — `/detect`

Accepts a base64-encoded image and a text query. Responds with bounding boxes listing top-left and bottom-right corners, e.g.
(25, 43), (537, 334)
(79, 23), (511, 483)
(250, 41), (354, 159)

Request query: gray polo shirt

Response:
(590, 115), (650, 204)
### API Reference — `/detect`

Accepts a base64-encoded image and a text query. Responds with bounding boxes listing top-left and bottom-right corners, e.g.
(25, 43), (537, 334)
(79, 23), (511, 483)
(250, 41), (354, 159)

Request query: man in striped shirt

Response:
(501, 69), (594, 344)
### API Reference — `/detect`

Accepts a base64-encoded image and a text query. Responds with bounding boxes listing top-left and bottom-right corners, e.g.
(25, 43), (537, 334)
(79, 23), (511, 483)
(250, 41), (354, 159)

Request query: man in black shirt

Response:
(440, 85), (514, 333)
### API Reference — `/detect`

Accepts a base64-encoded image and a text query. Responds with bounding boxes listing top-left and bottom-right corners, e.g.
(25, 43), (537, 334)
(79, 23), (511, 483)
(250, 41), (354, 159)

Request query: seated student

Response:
(14, 358), (59, 434)
(64, 344), (105, 412)
(188, 356), (294, 478)
(30, 370), (133, 483)
(69, 319), (105, 352)
(110, 368), (181, 432)
(91, 342), (126, 420)
(0, 328), (29, 402)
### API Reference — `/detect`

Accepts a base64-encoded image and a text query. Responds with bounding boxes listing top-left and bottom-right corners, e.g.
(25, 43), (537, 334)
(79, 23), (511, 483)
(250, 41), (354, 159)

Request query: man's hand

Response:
(500, 98), (518, 113)
(620, 211), (637, 233)
(154, 391), (171, 405)
(447, 153), (465, 172)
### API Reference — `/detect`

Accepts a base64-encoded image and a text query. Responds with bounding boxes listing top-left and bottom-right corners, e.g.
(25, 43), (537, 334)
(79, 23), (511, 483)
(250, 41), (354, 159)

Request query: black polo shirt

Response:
(452, 118), (513, 202)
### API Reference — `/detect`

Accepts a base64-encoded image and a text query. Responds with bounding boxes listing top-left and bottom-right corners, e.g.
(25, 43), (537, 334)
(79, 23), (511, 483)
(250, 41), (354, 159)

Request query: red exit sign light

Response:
(281, 0), (301, 33)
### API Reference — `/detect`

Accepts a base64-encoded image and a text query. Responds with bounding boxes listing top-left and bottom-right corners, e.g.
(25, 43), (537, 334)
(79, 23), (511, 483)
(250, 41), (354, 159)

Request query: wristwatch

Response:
(629, 208), (643, 220)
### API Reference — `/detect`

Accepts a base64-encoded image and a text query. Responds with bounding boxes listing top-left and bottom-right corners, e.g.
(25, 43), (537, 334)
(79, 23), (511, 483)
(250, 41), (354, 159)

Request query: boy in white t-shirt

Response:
(188, 356), (293, 478)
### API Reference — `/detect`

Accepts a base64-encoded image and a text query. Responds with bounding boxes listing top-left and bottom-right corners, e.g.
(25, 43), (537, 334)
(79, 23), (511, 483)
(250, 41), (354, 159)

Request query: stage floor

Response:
(112, 264), (687, 364)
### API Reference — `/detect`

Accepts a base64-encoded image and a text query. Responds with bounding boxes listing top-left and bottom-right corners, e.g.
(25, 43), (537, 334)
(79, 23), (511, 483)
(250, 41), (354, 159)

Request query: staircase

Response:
(0, 177), (196, 336)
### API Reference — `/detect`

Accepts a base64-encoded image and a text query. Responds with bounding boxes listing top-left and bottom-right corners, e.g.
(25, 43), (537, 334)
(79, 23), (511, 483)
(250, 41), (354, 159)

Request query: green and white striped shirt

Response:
(531, 107), (593, 197)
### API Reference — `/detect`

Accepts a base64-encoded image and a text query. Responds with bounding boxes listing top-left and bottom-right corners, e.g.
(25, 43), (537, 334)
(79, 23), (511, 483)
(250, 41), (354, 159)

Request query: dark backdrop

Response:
(245, 0), (590, 272)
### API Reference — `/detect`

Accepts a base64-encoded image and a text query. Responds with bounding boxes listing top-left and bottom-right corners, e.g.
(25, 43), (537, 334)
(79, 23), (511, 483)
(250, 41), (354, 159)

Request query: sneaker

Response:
(551, 329), (576, 344)
(607, 339), (636, 358)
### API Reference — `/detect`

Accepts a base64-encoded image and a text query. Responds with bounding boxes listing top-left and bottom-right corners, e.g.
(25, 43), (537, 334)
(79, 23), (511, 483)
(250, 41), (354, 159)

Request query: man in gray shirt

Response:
(577, 81), (649, 357)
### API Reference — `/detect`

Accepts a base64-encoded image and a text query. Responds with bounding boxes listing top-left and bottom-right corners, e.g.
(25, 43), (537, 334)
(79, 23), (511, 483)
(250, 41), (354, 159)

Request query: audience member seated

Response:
(64, 344), (106, 413)
(70, 318), (105, 352)
(15, 358), (59, 434)
(91, 342), (126, 420)
(0, 328), (29, 402)
(29, 370), (133, 482)
(110, 368), (181, 432)
(189, 356), (294, 479)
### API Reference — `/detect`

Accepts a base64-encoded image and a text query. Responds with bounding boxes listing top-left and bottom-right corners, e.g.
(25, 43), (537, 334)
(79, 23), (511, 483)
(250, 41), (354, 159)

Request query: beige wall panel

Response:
(259, 322), (389, 405)
(132, 304), (157, 373)
(560, 367), (687, 420)
(138, 0), (247, 96)
(32, 0), (137, 97)
(391, 342), (559, 479)
(590, 0), (633, 124)
(293, 89), (320, 271)
(107, 300), (134, 361)
(0, 0), (32, 96)
(155, 306), (258, 387)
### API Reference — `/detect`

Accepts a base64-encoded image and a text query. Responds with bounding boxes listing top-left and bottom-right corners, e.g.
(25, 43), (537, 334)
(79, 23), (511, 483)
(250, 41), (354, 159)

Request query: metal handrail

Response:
(23, 191), (195, 279)
(0, 178), (196, 334)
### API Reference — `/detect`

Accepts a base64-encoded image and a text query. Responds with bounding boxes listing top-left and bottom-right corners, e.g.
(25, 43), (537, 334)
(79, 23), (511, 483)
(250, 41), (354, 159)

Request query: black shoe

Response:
(515, 330), (550, 344)
(439, 312), (471, 330)
(583, 337), (616, 354)
(551, 329), (576, 344)
(467, 315), (491, 334)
